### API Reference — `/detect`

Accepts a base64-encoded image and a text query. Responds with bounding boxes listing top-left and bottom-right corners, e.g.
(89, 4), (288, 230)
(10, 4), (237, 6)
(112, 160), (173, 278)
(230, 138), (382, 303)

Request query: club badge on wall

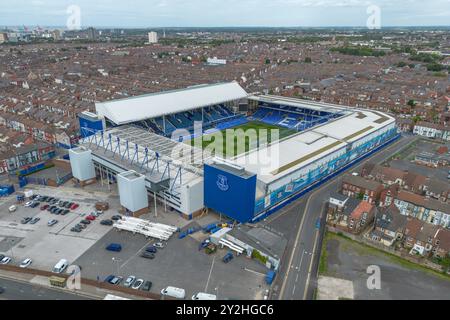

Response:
(216, 174), (229, 192)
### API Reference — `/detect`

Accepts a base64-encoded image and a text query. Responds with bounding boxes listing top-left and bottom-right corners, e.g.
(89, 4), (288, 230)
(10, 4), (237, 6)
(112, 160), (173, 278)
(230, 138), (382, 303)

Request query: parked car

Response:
(124, 275), (136, 287)
(24, 201), (33, 207)
(70, 203), (79, 210)
(75, 224), (87, 229)
(48, 219), (58, 227)
(106, 243), (122, 252)
(70, 227), (82, 233)
(104, 275), (115, 283)
(160, 286), (186, 299)
(154, 242), (165, 249)
(131, 279), (144, 290)
(80, 219), (91, 225)
(0, 257), (11, 265)
(19, 258), (32, 268)
(29, 217), (40, 224)
(140, 252), (155, 259)
(40, 204), (49, 210)
(86, 215), (96, 221)
(111, 215), (122, 221)
(8, 205), (17, 213)
(21, 217), (32, 224)
(222, 252), (234, 263)
(30, 202), (40, 208)
(141, 280), (152, 291)
(0, 255), (4, 261)
(62, 209), (70, 215)
(109, 276), (123, 285)
(145, 246), (157, 253)
(100, 219), (114, 226)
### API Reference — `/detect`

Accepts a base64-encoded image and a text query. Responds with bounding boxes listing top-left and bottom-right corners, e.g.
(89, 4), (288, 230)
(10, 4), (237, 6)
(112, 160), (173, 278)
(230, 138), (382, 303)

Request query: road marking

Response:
(120, 240), (153, 269)
(303, 229), (320, 300)
(292, 284), (296, 295)
(298, 249), (306, 269)
(279, 135), (411, 300)
(279, 206), (308, 299)
(204, 256), (216, 292)
(244, 268), (266, 277)
(295, 274), (299, 283)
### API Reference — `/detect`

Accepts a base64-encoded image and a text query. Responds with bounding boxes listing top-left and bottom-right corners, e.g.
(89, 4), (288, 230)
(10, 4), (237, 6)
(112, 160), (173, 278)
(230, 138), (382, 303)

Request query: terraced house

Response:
(394, 190), (450, 228)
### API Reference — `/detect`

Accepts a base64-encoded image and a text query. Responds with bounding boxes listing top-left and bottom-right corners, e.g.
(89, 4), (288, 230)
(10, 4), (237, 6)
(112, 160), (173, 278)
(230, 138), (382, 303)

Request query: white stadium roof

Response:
(231, 102), (395, 185)
(95, 82), (248, 125)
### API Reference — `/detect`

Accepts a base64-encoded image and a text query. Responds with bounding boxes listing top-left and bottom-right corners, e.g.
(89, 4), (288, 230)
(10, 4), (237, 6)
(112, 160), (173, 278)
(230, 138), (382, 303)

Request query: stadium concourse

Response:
(75, 81), (399, 224)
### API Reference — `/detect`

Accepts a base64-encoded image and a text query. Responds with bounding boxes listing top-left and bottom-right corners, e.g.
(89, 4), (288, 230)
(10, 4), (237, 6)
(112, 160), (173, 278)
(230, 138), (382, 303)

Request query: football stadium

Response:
(73, 82), (399, 223)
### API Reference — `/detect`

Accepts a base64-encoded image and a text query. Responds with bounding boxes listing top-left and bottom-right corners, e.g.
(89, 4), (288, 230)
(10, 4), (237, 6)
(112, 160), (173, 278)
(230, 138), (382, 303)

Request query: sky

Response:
(1, 0), (449, 28)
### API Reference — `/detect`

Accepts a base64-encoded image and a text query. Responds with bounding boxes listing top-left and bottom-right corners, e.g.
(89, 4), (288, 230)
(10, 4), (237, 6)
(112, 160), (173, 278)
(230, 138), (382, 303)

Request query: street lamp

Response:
(112, 257), (122, 275)
(9, 239), (15, 261)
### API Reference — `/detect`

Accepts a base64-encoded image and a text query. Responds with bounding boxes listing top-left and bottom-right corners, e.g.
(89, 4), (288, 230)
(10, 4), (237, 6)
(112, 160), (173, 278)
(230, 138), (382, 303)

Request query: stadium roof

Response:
(231, 106), (395, 185)
(95, 82), (248, 125)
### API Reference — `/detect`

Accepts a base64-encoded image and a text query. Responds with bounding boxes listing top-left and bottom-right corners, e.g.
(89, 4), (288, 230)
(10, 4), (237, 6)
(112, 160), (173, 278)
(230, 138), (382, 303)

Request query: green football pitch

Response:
(187, 121), (297, 158)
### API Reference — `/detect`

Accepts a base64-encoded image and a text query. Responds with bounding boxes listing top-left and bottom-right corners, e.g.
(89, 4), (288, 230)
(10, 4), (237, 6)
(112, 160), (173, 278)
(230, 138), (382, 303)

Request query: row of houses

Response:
(341, 164), (450, 228)
(0, 141), (55, 175)
(397, 118), (450, 142)
(327, 193), (450, 259)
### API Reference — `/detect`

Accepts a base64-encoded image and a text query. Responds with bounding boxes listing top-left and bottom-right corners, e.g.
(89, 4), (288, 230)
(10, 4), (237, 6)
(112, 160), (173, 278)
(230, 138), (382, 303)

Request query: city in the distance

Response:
(0, 0), (449, 307)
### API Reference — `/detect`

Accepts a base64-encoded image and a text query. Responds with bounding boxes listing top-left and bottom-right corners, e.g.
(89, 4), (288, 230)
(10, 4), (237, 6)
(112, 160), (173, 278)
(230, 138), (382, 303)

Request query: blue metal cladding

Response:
(204, 164), (257, 223)
(254, 128), (398, 215)
(79, 114), (104, 138)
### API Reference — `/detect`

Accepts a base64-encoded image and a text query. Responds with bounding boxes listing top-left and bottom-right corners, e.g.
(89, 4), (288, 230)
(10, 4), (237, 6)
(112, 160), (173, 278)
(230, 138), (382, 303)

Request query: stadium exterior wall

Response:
(252, 127), (399, 221)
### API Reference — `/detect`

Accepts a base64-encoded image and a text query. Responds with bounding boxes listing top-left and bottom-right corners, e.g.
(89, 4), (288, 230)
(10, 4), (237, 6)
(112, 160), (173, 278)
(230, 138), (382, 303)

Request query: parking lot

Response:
(74, 222), (270, 300)
(0, 184), (271, 300)
(0, 185), (120, 272)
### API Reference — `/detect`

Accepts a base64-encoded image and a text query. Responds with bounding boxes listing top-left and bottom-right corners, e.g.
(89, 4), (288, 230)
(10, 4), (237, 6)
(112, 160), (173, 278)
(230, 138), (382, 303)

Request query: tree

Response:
(304, 57), (312, 63)
(407, 100), (416, 107)
(265, 58), (271, 65)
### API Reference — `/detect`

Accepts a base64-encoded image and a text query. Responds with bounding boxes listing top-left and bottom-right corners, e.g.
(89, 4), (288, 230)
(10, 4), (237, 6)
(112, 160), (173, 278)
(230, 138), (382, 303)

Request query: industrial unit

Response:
(75, 82), (399, 222)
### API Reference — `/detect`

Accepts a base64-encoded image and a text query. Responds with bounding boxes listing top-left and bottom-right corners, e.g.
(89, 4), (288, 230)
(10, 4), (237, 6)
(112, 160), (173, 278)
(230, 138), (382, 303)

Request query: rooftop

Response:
(95, 82), (248, 125)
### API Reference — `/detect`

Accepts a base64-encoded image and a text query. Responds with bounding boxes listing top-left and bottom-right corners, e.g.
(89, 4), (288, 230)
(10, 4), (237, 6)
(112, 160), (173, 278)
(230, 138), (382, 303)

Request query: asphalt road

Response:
(0, 277), (93, 300)
(267, 134), (418, 300)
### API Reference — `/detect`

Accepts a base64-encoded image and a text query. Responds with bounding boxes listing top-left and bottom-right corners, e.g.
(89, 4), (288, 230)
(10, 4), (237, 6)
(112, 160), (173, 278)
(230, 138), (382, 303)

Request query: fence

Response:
(0, 264), (162, 300)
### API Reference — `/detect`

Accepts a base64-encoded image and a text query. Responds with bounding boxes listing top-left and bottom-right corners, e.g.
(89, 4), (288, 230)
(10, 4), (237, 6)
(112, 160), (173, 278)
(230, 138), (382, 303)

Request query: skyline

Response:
(1, 0), (450, 28)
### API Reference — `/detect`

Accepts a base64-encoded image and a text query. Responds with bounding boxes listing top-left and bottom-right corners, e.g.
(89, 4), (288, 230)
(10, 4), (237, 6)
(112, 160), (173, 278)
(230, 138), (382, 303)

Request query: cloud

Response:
(1, 0), (449, 27)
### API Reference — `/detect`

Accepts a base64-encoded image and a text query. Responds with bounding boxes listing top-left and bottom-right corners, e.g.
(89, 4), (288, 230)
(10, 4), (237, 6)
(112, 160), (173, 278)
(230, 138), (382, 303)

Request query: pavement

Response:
(0, 277), (90, 300)
(263, 134), (418, 300)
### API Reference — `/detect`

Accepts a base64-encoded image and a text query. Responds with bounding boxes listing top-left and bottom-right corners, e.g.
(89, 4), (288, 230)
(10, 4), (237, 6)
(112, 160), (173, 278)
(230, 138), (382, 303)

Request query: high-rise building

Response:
(87, 27), (97, 40)
(52, 30), (61, 41)
(0, 33), (8, 44)
(148, 31), (158, 44)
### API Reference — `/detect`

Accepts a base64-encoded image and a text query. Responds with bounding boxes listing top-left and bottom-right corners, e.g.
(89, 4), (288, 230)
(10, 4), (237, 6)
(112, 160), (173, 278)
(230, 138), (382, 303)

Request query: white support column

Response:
(154, 191), (158, 218)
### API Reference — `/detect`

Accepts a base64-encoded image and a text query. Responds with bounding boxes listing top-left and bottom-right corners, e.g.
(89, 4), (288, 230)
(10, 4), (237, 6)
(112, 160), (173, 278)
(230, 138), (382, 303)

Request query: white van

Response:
(160, 286), (186, 299)
(52, 259), (69, 274)
(192, 292), (217, 300)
